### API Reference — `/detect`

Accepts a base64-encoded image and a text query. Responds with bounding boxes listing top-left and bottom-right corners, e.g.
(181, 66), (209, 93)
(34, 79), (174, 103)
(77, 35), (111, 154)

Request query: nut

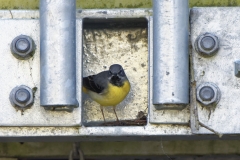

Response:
(9, 85), (34, 110)
(234, 60), (240, 77)
(194, 32), (219, 57)
(10, 35), (35, 60)
(196, 82), (221, 106)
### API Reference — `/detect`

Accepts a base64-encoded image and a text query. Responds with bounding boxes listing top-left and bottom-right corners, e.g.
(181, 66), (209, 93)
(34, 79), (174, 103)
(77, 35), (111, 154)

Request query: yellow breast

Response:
(87, 80), (130, 106)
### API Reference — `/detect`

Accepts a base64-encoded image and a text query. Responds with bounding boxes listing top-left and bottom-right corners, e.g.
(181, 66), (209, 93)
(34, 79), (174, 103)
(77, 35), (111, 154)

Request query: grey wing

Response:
(83, 71), (109, 94)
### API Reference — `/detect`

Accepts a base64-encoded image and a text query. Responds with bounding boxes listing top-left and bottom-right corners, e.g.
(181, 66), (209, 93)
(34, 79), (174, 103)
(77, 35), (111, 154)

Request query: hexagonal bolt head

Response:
(196, 82), (221, 106)
(9, 85), (34, 110)
(234, 60), (240, 77)
(10, 35), (35, 60)
(194, 32), (219, 57)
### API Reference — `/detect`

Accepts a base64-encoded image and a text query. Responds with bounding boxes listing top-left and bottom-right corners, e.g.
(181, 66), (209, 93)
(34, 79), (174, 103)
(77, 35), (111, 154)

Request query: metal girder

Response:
(0, 6), (239, 140)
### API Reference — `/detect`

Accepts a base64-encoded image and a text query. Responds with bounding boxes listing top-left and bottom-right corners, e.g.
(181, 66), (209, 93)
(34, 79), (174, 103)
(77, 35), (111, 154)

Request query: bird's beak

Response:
(112, 74), (121, 80)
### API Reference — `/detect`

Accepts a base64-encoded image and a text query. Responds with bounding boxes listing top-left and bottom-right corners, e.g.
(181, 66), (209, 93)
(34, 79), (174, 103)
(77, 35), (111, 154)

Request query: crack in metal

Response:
(28, 59), (36, 87)
(9, 10), (13, 19)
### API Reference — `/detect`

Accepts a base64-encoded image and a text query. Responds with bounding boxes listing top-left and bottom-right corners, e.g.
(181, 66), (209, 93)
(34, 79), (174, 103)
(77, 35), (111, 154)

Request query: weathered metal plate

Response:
(149, 16), (190, 124)
(0, 10), (193, 139)
(191, 7), (240, 134)
(0, 19), (81, 126)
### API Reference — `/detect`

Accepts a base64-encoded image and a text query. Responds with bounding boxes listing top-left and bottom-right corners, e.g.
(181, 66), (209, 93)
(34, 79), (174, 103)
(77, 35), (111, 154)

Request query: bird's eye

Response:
(119, 70), (124, 75)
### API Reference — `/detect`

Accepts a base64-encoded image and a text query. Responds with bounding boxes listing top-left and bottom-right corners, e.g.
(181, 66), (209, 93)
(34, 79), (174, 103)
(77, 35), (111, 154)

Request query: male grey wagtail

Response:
(83, 64), (131, 122)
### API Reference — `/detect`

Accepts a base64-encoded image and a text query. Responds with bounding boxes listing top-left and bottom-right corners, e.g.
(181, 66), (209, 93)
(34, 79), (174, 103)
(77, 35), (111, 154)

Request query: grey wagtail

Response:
(83, 64), (131, 122)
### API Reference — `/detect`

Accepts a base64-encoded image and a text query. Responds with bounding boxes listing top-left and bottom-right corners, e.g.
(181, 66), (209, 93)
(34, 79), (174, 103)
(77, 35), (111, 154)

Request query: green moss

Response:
(0, 142), (72, 157)
(119, 3), (123, 8)
(190, 0), (240, 7)
(0, 0), (38, 9)
(1, 0), (240, 10)
(126, 3), (145, 8)
(0, 0), (149, 9)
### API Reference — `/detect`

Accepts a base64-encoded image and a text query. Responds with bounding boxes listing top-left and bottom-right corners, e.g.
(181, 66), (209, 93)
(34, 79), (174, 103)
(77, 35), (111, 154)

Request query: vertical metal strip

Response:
(152, 0), (189, 107)
(40, 0), (78, 108)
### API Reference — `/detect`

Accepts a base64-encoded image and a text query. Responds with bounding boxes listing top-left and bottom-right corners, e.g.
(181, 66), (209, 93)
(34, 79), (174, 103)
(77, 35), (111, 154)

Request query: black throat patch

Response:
(110, 76), (124, 87)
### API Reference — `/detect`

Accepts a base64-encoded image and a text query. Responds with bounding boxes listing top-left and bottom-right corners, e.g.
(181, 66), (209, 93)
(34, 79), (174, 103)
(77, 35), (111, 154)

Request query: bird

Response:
(83, 64), (131, 122)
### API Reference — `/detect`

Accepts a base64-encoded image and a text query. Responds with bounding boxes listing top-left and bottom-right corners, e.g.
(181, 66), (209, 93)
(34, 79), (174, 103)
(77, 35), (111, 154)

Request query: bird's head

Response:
(108, 64), (127, 86)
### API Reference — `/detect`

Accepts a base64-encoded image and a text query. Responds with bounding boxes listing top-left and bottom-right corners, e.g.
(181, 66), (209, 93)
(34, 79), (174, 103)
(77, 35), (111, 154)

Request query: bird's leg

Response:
(112, 106), (119, 122)
(100, 106), (106, 122)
